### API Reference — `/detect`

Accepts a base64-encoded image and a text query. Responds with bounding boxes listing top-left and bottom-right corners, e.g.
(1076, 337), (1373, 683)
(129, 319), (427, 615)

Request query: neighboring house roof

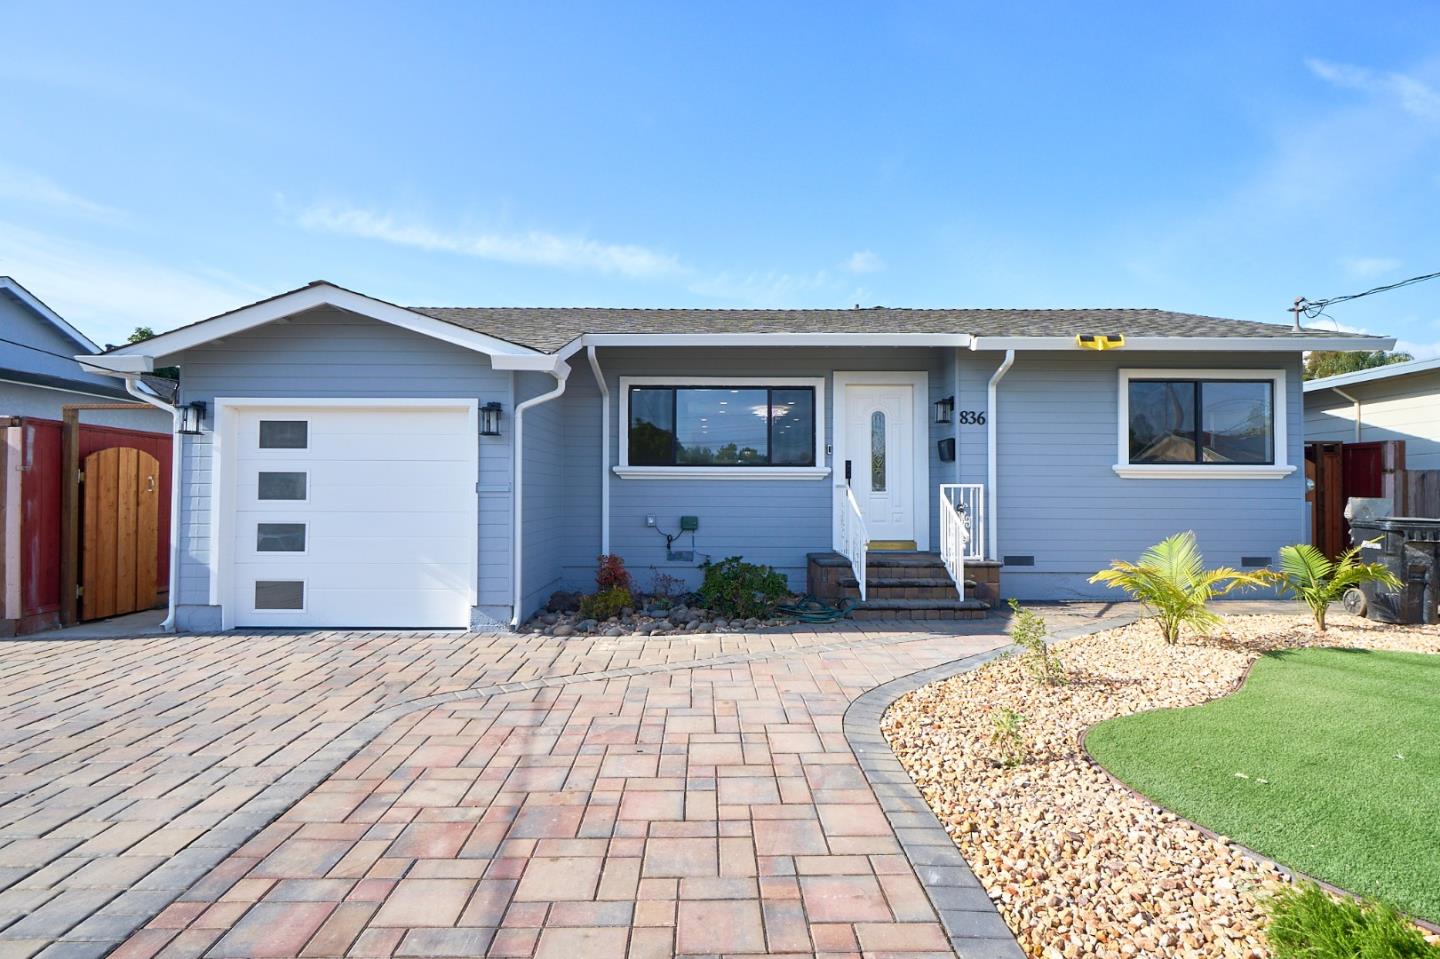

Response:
(1303, 356), (1440, 393)
(413, 304), (1372, 353)
(0, 276), (100, 353)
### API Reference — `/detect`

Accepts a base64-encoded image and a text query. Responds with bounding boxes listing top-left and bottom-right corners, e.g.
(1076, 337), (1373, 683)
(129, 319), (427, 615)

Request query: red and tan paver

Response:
(0, 602), (1176, 957)
(107, 632), (1014, 957)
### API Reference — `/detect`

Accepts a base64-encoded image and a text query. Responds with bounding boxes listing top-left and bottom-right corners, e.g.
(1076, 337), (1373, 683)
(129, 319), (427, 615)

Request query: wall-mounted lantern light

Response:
(480, 401), (503, 436)
(933, 395), (955, 424)
(178, 401), (207, 435)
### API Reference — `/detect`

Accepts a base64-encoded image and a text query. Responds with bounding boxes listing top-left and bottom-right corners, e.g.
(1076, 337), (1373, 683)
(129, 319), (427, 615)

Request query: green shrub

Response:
(1265, 883), (1438, 958)
(1275, 542), (1401, 633)
(1088, 531), (1271, 644)
(1008, 599), (1065, 685)
(578, 586), (632, 621)
(698, 556), (789, 619)
(988, 707), (1027, 768)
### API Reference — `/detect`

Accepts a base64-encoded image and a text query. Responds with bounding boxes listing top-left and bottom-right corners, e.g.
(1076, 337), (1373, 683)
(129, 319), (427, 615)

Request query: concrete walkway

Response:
(0, 604), (1150, 958)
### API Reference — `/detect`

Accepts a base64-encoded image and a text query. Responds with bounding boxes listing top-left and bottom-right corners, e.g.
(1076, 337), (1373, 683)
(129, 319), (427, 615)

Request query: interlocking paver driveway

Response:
(0, 604), (1144, 957)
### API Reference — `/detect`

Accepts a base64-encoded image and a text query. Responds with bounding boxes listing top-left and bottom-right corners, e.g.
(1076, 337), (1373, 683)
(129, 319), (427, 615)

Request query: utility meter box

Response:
(680, 515), (699, 532)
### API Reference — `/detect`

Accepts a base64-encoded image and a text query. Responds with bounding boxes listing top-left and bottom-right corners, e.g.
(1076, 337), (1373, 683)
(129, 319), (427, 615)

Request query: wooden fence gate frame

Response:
(59, 402), (163, 626)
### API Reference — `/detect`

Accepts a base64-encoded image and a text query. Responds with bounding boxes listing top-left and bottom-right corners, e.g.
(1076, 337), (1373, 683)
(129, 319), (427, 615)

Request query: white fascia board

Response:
(490, 336), (585, 372)
(101, 284), (542, 361)
(970, 335), (1396, 352)
(76, 354), (154, 375)
(581, 332), (972, 348)
(1, 277), (100, 353)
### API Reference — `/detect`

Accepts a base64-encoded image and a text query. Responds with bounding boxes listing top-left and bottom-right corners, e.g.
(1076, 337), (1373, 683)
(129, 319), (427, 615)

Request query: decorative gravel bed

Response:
(882, 613), (1440, 959)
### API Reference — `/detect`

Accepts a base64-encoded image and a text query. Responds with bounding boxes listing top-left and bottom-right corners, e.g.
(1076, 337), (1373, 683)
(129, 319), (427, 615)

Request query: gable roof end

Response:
(98, 281), (554, 370)
(0, 276), (101, 353)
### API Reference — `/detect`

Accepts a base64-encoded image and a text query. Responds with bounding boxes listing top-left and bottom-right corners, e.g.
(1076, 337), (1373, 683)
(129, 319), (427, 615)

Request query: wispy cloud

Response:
(1342, 256), (1402, 279)
(1307, 58), (1440, 120)
(0, 223), (263, 345)
(297, 205), (684, 278)
(687, 269), (831, 305)
(845, 250), (885, 274)
(0, 164), (123, 221)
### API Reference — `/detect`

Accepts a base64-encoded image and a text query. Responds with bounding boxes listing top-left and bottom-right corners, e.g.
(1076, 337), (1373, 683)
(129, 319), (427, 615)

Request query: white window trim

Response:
(1114, 368), (1296, 479)
(211, 397), (480, 626)
(613, 376), (829, 480)
(832, 371), (931, 551)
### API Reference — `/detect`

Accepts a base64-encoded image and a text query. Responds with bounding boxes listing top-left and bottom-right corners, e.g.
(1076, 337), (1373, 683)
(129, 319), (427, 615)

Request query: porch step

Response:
(839, 577), (961, 601)
(847, 597), (991, 621)
(864, 550), (948, 570)
(805, 550), (995, 621)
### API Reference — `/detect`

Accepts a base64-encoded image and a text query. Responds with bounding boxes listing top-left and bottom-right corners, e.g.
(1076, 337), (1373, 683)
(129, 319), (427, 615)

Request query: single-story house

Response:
(85, 281), (1391, 631)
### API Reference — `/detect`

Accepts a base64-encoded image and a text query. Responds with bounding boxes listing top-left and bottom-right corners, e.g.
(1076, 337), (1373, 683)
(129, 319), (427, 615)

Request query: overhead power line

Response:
(1292, 268), (1440, 331)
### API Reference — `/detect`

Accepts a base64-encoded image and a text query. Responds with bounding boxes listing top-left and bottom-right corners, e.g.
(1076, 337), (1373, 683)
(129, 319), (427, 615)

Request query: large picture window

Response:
(1127, 378), (1274, 465)
(628, 385), (817, 467)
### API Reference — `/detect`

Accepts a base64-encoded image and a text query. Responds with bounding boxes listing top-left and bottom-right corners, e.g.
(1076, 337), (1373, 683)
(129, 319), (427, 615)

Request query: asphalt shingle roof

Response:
(410, 305), (1374, 353)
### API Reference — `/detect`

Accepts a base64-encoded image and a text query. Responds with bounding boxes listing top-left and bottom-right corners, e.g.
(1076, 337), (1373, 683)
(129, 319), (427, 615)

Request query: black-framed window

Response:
(628, 386), (816, 467)
(1128, 379), (1274, 465)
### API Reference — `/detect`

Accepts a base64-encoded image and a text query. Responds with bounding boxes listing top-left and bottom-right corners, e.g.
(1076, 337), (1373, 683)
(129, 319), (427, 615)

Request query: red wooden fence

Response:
(14, 417), (171, 632)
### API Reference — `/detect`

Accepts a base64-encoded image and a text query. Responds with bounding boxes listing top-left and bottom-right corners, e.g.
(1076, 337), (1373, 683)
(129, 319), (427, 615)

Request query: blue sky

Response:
(2, 2), (1439, 352)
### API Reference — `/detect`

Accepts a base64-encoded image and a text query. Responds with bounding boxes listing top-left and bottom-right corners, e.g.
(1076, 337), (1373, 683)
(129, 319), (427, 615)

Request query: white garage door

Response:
(226, 402), (477, 628)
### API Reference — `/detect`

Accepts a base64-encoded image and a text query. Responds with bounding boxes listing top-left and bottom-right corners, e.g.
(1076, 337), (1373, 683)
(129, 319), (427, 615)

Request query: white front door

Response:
(843, 383), (915, 543)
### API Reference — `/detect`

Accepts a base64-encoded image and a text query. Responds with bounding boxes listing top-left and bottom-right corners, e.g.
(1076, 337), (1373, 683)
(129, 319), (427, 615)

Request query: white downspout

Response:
(511, 364), (571, 627)
(986, 350), (1015, 562)
(123, 377), (182, 632)
(587, 346), (610, 555)
(1331, 386), (1362, 444)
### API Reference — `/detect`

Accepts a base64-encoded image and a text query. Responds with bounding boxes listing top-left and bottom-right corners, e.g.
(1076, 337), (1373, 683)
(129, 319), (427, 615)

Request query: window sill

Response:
(612, 466), (832, 480)
(1112, 464), (1296, 480)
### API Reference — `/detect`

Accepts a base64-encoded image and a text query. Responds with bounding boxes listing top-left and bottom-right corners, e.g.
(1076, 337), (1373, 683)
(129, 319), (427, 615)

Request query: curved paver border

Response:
(843, 612), (1140, 959)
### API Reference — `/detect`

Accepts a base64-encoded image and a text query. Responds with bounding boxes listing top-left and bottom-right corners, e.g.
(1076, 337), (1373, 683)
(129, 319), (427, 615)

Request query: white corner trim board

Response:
(1115, 367), (1292, 480)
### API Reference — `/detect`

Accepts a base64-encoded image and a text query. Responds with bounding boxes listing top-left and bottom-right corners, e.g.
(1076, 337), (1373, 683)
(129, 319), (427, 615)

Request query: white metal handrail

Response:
(836, 485), (869, 601)
(939, 483), (986, 599)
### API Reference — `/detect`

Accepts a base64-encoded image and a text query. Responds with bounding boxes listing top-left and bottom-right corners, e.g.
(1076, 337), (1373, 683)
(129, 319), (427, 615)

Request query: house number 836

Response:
(956, 410), (987, 425)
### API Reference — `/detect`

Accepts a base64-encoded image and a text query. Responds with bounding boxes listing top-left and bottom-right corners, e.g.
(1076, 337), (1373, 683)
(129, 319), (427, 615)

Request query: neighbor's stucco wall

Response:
(166, 307), (514, 630)
(1304, 369), (1440, 470)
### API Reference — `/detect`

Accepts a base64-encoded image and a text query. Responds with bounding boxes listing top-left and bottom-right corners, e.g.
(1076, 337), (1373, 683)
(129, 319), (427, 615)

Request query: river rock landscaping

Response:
(882, 612), (1440, 959)
(525, 593), (799, 636)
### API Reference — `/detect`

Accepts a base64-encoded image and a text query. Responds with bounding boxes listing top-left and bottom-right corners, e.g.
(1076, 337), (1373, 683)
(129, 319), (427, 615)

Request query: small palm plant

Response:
(1275, 542), (1400, 633)
(1089, 531), (1272, 644)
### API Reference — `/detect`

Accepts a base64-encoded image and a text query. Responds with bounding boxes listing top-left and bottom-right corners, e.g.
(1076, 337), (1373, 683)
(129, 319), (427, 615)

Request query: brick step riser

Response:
(842, 586), (960, 601)
(850, 608), (988, 621)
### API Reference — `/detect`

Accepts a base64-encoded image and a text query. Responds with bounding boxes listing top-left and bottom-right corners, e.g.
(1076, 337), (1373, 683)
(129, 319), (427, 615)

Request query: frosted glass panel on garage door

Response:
(230, 405), (476, 628)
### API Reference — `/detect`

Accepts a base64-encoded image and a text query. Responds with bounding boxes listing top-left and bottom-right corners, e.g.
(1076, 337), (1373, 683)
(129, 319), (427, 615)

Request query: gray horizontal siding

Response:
(169, 306), (514, 627)
(1305, 369), (1440, 470)
(576, 347), (949, 594)
(983, 350), (1305, 600)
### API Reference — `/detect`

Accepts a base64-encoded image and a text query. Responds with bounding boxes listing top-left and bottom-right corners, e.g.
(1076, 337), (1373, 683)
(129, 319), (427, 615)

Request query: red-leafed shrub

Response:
(596, 554), (633, 592)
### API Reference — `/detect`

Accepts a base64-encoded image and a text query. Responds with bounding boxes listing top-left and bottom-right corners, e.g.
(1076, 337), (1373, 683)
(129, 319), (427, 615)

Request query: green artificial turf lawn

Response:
(1086, 647), (1440, 922)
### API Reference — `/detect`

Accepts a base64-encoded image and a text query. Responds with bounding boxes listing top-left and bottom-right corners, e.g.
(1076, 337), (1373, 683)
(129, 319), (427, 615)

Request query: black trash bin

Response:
(1346, 516), (1440, 624)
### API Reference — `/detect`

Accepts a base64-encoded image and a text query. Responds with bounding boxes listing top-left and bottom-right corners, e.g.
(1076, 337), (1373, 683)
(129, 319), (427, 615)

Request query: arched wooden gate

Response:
(81, 447), (161, 620)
